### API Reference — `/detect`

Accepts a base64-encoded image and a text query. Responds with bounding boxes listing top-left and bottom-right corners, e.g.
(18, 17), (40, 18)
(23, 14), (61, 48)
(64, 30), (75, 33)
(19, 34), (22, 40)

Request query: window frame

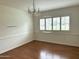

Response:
(40, 16), (70, 31)
(60, 16), (70, 31)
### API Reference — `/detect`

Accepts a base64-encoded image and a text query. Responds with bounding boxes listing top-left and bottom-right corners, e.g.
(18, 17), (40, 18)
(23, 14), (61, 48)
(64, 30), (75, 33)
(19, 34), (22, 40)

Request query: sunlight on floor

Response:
(40, 50), (67, 59)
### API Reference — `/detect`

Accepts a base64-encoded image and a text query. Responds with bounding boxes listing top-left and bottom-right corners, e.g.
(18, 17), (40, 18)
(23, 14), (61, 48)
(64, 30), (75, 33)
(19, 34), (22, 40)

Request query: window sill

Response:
(40, 30), (70, 33)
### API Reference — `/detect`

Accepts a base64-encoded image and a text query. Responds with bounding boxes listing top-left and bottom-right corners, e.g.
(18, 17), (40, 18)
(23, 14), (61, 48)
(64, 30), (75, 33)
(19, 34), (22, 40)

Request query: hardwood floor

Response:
(0, 40), (79, 59)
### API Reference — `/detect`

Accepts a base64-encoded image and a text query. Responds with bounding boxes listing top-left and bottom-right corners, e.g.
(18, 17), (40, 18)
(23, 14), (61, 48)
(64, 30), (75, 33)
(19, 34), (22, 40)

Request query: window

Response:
(61, 16), (70, 30)
(53, 17), (60, 30)
(40, 16), (70, 31)
(40, 19), (45, 30)
(46, 18), (52, 30)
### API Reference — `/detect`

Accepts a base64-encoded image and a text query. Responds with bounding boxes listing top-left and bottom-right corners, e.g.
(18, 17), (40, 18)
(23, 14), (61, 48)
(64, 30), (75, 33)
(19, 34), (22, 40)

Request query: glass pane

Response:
(61, 16), (70, 30)
(46, 18), (52, 30)
(40, 19), (45, 30)
(53, 17), (60, 30)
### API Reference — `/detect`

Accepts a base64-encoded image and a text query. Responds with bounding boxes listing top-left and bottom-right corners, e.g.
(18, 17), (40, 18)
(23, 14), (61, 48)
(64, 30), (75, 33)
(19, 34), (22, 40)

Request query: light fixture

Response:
(28, 0), (40, 16)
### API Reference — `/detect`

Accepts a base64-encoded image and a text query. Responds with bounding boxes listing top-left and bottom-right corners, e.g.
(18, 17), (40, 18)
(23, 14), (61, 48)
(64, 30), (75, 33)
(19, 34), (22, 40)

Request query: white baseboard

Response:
(0, 39), (32, 54)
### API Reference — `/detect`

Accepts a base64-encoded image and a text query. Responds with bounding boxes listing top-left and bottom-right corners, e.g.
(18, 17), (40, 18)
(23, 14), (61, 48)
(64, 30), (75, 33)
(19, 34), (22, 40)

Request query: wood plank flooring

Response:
(0, 40), (79, 59)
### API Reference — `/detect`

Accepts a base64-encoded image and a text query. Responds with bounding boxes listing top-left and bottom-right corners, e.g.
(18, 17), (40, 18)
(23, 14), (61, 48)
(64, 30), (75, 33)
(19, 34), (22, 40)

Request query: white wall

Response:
(0, 5), (33, 54)
(34, 6), (79, 47)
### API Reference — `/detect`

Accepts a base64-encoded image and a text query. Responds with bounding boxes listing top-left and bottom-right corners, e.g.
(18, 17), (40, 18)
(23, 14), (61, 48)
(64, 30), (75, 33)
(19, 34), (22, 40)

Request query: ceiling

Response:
(0, 0), (79, 11)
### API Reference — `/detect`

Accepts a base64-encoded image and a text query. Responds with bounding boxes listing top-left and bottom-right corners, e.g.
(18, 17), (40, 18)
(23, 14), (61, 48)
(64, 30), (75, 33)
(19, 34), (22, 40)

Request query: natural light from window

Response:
(46, 18), (52, 30)
(53, 17), (60, 30)
(40, 16), (70, 31)
(40, 19), (45, 30)
(61, 16), (70, 30)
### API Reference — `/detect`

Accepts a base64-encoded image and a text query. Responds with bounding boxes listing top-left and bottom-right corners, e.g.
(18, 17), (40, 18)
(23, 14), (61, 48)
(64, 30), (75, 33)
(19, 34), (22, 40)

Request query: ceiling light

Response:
(28, 0), (40, 16)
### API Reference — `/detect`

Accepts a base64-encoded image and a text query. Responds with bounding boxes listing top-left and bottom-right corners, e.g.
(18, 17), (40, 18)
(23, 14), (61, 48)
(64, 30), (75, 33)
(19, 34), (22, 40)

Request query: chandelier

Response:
(28, 0), (40, 16)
